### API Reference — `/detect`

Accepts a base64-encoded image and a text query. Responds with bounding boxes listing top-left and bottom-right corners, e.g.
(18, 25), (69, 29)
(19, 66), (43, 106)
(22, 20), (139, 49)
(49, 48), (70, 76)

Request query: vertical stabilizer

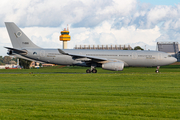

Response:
(5, 22), (40, 49)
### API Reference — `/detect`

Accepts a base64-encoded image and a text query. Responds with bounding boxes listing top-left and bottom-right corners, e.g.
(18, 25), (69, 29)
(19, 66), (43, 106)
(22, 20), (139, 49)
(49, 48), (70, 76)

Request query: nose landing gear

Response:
(155, 66), (160, 73)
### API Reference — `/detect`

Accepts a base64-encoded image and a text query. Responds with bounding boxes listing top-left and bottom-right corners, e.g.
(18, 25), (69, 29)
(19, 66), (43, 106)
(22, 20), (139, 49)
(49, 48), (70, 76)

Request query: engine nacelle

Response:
(102, 62), (124, 71)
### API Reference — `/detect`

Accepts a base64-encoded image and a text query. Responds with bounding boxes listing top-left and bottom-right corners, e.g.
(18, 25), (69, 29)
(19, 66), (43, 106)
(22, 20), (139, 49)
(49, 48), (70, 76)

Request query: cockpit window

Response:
(168, 55), (172, 57)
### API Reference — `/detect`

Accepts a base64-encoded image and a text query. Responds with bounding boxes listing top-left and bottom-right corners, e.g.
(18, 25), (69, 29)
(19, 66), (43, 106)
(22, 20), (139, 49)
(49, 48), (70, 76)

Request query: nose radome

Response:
(172, 57), (177, 63)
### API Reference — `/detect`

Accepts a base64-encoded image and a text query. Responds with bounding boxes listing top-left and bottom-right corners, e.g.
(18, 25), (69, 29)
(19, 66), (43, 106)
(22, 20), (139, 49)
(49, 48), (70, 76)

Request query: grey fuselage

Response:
(22, 48), (177, 67)
(5, 22), (177, 72)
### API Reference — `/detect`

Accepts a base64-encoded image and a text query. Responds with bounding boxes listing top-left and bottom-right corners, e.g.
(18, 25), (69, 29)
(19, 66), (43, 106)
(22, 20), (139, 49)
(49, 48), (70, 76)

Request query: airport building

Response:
(157, 42), (180, 61)
(60, 25), (70, 49)
(74, 45), (133, 50)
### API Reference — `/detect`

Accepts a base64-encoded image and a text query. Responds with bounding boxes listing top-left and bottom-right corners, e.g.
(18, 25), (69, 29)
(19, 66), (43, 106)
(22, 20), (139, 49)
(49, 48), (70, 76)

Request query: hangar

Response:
(157, 42), (180, 61)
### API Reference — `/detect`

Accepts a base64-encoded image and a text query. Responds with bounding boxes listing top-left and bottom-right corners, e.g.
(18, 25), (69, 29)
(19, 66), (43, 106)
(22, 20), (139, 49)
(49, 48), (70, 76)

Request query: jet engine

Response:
(102, 62), (124, 71)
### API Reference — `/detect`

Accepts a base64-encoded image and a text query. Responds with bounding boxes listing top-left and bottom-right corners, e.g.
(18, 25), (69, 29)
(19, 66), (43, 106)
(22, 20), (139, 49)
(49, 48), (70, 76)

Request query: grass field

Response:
(0, 66), (180, 119)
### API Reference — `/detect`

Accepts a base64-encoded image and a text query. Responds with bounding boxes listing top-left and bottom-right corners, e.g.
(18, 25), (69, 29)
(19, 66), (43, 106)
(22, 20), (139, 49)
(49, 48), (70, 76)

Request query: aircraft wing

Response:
(58, 49), (107, 62)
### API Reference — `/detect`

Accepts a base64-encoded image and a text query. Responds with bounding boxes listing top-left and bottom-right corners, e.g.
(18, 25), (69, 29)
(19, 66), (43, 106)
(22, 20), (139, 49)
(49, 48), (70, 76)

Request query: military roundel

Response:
(16, 31), (22, 37)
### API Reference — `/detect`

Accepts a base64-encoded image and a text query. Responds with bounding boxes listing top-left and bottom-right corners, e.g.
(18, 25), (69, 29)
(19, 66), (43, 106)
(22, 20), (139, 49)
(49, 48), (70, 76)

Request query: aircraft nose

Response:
(172, 57), (177, 63)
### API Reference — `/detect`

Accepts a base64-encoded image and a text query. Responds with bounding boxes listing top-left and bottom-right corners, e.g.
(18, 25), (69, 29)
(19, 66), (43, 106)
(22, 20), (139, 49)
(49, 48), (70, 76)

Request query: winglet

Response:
(58, 49), (68, 55)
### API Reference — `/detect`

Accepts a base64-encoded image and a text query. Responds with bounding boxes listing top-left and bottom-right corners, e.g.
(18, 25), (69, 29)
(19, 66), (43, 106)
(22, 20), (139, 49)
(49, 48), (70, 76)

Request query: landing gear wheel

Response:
(86, 69), (91, 73)
(155, 66), (160, 73)
(92, 69), (97, 73)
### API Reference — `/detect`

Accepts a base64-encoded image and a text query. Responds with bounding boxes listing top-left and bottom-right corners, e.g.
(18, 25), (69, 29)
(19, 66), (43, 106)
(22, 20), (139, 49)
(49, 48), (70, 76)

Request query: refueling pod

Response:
(102, 62), (124, 71)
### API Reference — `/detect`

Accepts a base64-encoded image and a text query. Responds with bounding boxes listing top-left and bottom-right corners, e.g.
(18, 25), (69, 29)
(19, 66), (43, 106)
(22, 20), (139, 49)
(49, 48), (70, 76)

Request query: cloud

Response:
(1, 0), (180, 31)
(0, 0), (138, 28)
(69, 21), (161, 50)
(1, 0), (180, 56)
(0, 28), (11, 45)
(0, 27), (12, 56)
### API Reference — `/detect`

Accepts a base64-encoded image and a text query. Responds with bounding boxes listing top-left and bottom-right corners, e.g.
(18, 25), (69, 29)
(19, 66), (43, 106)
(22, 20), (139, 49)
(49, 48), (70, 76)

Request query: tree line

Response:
(124, 46), (144, 50)
(0, 56), (17, 65)
(0, 56), (32, 69)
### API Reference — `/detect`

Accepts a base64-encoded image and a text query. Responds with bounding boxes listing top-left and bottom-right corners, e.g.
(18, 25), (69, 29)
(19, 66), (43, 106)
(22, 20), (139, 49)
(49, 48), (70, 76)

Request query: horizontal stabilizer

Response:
(5, 47), (27, 54)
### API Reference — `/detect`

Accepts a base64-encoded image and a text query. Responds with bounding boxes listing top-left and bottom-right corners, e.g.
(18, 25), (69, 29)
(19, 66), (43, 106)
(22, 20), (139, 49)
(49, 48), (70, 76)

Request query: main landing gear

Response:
(155, 66), (160, 73)
(86, 69), (97, 73)
(86, 63), (97, 73)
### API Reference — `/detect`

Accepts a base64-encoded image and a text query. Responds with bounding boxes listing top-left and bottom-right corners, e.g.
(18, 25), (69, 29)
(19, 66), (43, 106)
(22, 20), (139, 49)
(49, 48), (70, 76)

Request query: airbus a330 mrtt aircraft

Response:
(4, 22), (177, 73)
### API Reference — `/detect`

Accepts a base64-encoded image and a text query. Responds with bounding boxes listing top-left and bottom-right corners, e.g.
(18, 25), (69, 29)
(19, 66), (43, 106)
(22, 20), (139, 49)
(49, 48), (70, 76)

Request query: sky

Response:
(140, 0), (180, 6)
(1, 0), (180, 56)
